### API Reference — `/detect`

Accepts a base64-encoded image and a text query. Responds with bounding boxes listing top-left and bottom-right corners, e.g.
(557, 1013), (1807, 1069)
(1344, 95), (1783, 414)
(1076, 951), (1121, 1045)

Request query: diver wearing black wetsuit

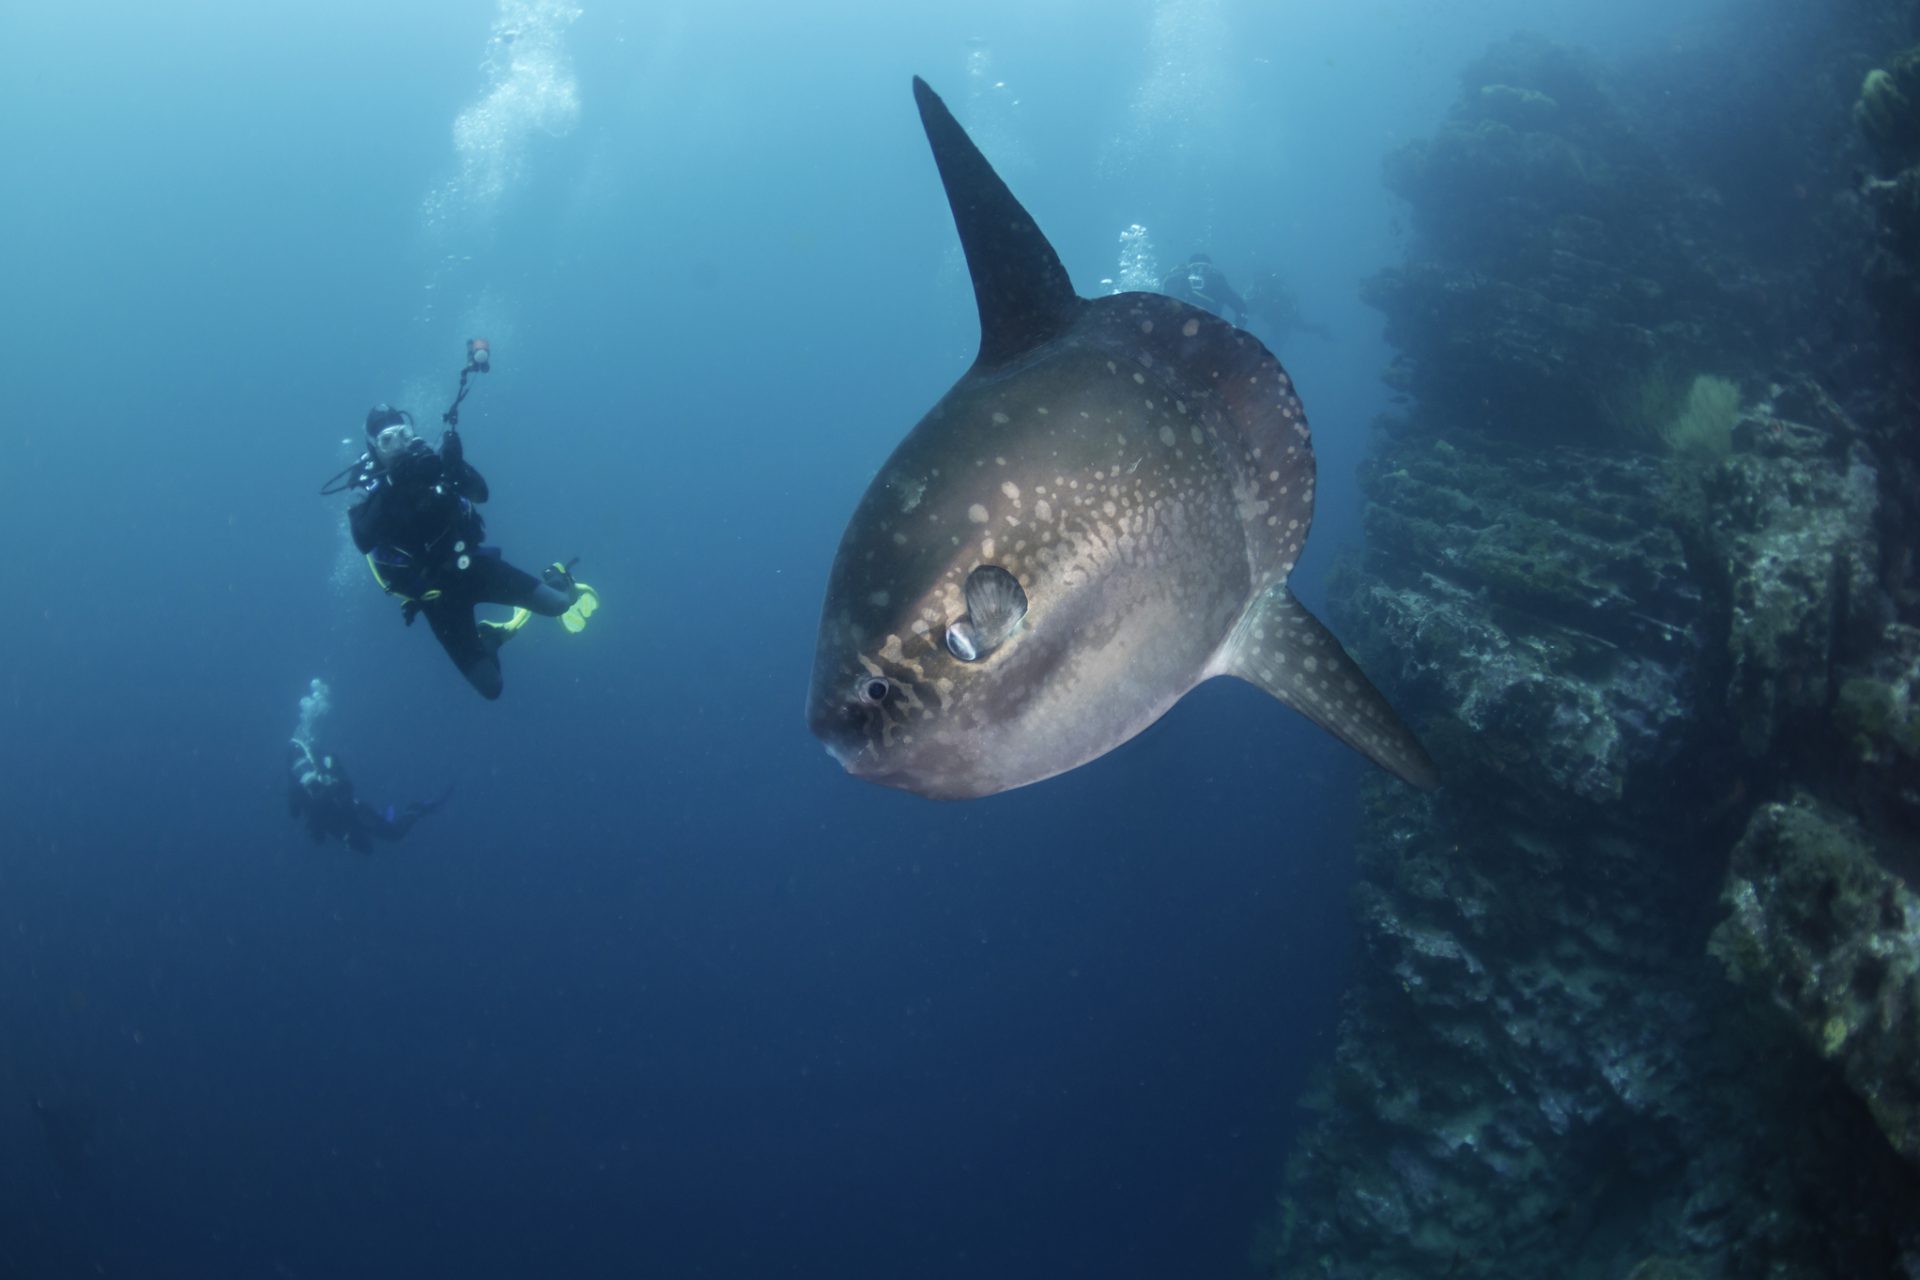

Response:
(348, 405), (577, 699)
(1160, 254), (1249, 327)
(287, 739), (447, 852)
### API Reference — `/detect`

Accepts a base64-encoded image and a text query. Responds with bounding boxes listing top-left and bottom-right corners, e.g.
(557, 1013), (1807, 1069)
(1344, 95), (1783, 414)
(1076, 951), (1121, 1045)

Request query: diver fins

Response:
(544, 560), (599, 634)
(478, 607), (535, 652)
(409, 785), (454, 820)
(560, 582), (599, 633)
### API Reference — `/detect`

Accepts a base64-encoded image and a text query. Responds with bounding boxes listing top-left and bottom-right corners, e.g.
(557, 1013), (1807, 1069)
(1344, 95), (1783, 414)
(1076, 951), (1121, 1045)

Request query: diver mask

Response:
(365, 404), (419, 466)
(373, 421), (417, 463)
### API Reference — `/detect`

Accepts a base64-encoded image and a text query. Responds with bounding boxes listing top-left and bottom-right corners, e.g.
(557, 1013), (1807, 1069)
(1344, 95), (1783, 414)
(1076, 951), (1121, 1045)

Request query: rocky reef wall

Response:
(1265, 10), (1920, 1279)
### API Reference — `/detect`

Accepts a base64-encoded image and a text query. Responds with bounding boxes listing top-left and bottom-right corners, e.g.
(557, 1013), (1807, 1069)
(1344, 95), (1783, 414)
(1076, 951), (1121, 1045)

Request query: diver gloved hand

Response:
(542, 558), (580, 593)
(401, 599), (422, 626)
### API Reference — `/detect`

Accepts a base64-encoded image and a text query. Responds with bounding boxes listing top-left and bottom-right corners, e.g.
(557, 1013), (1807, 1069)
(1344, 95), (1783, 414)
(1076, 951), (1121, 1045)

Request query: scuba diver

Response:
(288, 739), (449, 852)
(1243, 267), (1334, 348)
(286, 680), (450, 852)
(1159, 253), (1250, 327)
(322, 340), (598, 699)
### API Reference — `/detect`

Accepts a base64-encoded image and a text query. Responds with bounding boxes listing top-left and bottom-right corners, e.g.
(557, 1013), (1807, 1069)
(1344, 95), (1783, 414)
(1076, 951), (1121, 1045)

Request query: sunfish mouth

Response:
(811, 727), (935, 794)
(819, 737), (866, 772)
(808, 698), (874, 774)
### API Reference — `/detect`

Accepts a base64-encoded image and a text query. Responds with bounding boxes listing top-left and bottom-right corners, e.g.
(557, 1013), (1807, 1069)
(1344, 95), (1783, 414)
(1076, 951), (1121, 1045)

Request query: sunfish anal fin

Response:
(912, 76), (1083, 369)
(1215, 586), (1439, 790)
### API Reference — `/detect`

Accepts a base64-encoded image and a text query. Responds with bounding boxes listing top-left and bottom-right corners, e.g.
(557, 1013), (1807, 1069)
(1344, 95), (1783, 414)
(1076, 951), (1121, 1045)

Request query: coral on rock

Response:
(1713, 796), (1920, 1164)
(1262, 13), (1920, 1280)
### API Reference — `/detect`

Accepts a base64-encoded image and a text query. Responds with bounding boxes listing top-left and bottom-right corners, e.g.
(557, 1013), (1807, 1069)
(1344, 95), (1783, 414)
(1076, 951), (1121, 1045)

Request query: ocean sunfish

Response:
(806, 77), (1436, 801)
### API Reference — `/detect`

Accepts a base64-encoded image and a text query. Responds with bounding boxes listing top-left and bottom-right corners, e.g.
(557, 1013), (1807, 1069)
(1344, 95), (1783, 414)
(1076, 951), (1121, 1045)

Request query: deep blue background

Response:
(0, 2), (1716, 1275)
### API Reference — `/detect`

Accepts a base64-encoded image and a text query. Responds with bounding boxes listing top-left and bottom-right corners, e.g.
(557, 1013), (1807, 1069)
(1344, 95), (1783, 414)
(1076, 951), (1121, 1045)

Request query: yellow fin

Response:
(479, 606), (535, 643)
(560, 583), (599, 634)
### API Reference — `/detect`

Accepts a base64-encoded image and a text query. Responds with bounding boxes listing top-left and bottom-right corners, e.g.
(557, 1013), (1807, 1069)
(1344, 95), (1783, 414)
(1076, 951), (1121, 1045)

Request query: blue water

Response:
(0, 1), (1721, 1274)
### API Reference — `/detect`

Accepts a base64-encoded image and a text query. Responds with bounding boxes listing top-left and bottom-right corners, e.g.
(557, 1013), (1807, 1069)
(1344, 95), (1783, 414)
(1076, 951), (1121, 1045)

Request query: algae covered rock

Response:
(1693, 440), (1882, 758)
(1623, 1260), (1704, 1280)
(1334, 433), (1702, 815)
(1364, 33), (1754, 443)
(1265, 16), (1920, 1278)
(1854, 46), (1920, 345)
(1712, 797), (1920, 1165)
(1854, 49), (1920, 167)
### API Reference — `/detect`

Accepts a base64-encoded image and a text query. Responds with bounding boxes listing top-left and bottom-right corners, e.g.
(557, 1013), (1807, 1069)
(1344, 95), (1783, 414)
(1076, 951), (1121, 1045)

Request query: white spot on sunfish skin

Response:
(1035, 500), (1052, 521)
(992, 412), (1010, 424)
(1182, 318), (1200, 337)
(1000, 481), (1020, 501)
(1159, 426), (1176, 447)
(869, 591), (890, 607)
(968, 504), (989, 524)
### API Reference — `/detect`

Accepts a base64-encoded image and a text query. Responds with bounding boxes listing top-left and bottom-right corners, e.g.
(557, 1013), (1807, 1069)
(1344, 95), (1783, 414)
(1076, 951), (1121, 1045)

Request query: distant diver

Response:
(287, 679), (449, 852)
(1158, 253), (1249, 327)
(321, 340), (600, 699)
(1243, 268), (1333, 347)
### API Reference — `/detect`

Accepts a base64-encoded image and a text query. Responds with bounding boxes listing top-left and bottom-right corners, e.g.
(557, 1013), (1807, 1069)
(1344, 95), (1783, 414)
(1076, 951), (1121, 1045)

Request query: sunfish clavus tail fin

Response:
(912, 76), (1084, 369)
(1214, 586), (1440, 790)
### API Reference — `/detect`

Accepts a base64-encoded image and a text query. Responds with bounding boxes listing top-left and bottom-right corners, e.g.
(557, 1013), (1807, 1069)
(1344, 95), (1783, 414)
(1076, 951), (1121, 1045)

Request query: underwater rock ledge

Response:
(1262, 19), (1920, 1280)
(1713, 796), (1920, 1166)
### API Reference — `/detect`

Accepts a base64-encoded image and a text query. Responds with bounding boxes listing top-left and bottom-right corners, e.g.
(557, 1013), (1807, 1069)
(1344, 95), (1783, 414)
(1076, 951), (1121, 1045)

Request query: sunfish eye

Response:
(945, 618), (981, 663)
(856, 676), (893, 705)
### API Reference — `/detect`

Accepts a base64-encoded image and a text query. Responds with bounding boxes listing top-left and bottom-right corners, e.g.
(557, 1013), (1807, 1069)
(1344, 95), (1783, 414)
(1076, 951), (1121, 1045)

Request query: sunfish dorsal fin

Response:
(913, 76), (1083, 368)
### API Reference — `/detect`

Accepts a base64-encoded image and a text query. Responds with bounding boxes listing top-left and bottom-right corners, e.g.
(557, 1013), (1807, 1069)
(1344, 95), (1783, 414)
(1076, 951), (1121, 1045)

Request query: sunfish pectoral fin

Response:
(964, 564), (1027, 646)
(1214, 585), (1439, 791)
(948, 564), (1029, 662)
